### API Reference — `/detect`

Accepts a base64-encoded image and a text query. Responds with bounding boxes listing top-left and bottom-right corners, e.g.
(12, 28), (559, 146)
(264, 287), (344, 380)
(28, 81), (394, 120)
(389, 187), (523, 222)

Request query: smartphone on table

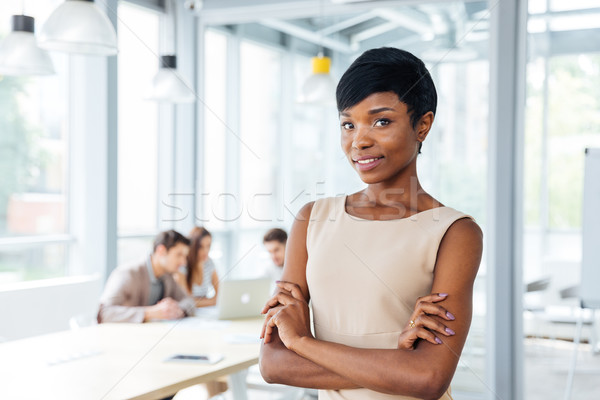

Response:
(164, 353), (223, 364)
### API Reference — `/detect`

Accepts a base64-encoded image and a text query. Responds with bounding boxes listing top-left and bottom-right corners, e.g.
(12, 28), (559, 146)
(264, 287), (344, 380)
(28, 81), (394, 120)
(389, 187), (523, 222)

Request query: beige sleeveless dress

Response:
(306, 196), (471, 400)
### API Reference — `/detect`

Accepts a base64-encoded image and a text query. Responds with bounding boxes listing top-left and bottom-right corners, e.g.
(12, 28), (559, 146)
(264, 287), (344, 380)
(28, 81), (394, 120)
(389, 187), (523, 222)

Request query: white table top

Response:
(0, 317), (264, 400)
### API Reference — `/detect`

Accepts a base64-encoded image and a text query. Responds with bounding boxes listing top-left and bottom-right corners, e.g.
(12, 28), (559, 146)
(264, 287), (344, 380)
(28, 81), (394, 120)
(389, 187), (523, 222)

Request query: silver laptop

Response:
(215, 278), (272, 320)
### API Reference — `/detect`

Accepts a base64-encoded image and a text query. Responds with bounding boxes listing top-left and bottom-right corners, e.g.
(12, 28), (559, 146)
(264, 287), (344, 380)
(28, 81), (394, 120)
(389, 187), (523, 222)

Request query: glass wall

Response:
(523, 1), (600, 398)
(0, 0), (70, 282)
(201, 30), (227, 231)
(116, 2), (161, 265)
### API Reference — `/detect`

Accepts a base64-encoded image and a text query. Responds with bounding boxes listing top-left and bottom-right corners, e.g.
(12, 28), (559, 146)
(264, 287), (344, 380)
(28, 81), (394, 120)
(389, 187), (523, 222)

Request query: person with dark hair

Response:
(259, 47), (482, 400)
(263, 228), (287, 272)
(172, 227), (228, 398)
(97, 229), (195, 323)
(174, 226), (220, 308)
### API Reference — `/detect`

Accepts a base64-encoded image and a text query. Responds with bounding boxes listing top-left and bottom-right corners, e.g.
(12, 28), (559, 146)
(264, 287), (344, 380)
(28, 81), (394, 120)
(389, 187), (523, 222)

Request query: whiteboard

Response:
(581, 148), (600, 309)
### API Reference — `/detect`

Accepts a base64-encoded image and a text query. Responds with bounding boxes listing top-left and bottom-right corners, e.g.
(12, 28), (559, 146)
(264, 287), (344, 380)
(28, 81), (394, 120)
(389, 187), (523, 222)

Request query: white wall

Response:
(0, 276), (102, 341)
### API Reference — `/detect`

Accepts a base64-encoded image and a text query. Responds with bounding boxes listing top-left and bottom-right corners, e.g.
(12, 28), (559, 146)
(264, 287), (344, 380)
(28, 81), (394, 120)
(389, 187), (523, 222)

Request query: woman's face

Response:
(197, 236), (212, 263)
(340, 91), (431, 185)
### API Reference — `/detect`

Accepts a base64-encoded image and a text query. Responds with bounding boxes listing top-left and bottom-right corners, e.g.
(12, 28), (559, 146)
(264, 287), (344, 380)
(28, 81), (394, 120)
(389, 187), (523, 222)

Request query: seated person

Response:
(263, 228), (287, 280)
(97, 230), (195, 323)
(174, 226), (220, 308)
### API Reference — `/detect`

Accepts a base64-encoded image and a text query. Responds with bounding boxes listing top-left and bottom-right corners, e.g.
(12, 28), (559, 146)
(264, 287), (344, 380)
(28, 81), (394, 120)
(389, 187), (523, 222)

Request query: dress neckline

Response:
(341, 195), (448, 222)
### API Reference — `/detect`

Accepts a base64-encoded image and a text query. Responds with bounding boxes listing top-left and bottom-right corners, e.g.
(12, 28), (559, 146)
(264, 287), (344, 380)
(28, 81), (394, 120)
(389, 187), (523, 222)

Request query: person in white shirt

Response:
(263, 228), (287, 280)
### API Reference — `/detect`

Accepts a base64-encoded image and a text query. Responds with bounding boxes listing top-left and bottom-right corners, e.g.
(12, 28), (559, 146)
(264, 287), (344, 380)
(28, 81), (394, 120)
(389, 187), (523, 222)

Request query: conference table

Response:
(0, 317), (264, 400)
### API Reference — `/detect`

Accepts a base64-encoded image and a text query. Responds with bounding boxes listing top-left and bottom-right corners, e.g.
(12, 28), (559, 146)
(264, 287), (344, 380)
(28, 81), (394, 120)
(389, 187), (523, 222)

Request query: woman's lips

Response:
(354, 156), (383, 171)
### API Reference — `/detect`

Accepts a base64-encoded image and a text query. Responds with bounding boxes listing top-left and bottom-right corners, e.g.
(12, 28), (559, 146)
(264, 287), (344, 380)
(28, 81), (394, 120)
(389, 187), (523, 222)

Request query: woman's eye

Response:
(341, 122), (354, 130)
(374, 119), (391, 127)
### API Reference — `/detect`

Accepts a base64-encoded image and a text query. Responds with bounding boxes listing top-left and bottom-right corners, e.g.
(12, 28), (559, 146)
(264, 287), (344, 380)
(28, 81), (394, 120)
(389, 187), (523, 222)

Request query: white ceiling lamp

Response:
(0, 15), (55, 76)
(38, 0), (118, 56)
(147, 0), (195, 104)
(146, 55), (195, 103)
(298, 0), (336, 106)
(299, 51), (336, 106)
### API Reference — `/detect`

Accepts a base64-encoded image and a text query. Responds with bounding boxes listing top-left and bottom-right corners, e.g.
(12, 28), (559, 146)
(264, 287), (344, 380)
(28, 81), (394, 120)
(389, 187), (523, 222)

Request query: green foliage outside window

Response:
(0, 75), (44, 236)
(525, 53), (600, 230)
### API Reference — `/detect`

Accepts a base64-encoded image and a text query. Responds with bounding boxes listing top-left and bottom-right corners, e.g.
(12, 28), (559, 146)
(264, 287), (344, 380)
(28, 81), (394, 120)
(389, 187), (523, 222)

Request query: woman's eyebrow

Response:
(340, 106), (396, 117)
(368, 107), (395, 115)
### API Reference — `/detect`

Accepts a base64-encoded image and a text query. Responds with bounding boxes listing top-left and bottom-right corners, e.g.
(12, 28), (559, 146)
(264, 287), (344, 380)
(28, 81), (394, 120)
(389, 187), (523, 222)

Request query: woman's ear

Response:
(416, 111), (435, 143)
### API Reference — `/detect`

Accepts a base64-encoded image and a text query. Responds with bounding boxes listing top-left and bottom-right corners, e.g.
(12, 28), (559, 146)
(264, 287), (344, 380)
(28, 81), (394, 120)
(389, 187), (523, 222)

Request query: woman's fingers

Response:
(414, 293), (455, 321)
(414, 327), (443, 346)
(418, 293), (449, 303)
(261, 290), (300, 314)
(276, 281), (305, 301)
(261, 292), (302, 340)
(414, 302), (454, 321)
(398, 293), (456, 350)
(412, 314), (455, 337)
(397, 327), (443, 350)
(261, 295), (282, 314)
(262, 312), (280, 343)
(260, 306), (282, 339)
(263, 315), (277, 343)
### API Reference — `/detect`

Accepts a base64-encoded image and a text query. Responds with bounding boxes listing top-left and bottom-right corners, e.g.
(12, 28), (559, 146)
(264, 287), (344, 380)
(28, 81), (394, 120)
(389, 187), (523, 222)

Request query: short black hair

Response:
(336, 47), (437, 150)
(153, 229), (190, 252)
(263, 228), (287, 244)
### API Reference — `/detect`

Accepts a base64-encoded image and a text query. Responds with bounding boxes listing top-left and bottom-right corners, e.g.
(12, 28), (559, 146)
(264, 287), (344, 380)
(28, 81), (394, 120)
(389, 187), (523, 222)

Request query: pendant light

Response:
(299, 51), (336, 105)
(146, 0), (195, 103)
(298, 0), (336, 106)
(0, 15), (55, 76)
(146, 55), (195, 103)
(38, 0), (118, 56)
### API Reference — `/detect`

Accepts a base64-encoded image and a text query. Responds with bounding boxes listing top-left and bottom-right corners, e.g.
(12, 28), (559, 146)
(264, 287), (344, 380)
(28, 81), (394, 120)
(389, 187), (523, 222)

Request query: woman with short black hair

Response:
(259, 47), (483, 400)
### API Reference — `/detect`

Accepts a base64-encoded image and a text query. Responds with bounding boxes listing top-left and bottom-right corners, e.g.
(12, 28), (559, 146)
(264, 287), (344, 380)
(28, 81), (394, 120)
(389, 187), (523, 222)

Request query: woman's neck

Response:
(364, 173), (424, 205)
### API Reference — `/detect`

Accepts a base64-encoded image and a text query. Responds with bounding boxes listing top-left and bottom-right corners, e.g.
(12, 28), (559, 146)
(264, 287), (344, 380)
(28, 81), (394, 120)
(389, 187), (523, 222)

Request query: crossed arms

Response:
(259, 202), (483, 399)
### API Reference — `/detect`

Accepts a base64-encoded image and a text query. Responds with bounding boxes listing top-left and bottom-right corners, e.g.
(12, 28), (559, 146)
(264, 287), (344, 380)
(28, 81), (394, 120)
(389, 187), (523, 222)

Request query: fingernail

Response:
(435, 337), (443, 344)
(446, 312), (455, 320)
(439, 293), (448, 297)
(275, 280), (281, 283)
(445, 327), (455, 335)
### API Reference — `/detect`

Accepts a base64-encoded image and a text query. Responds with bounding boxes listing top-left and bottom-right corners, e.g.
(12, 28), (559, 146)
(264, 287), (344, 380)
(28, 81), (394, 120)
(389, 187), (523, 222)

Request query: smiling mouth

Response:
(353, 156), (384, 171)
(355, 157), (383, 165)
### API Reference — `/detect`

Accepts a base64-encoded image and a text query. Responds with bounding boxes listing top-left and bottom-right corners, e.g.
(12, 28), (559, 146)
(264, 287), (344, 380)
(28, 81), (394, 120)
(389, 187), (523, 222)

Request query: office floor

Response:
(174, 337), (600, 400)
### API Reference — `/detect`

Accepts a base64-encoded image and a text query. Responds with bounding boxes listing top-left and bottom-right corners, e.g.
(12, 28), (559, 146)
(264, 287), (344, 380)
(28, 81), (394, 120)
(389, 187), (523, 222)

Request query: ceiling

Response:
(188, 0), (600, 62)
(191, 0), (490, 63)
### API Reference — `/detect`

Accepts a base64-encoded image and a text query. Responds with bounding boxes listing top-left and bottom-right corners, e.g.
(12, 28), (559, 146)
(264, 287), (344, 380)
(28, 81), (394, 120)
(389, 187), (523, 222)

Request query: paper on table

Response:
(224, 333), (261, 344)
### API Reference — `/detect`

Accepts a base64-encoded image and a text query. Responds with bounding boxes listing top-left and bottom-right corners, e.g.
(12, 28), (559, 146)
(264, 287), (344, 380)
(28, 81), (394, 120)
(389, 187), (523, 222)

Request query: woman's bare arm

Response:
(259, 202), (359, 389)
(211, 269), (219, 297)
(265, 217), (483, 399)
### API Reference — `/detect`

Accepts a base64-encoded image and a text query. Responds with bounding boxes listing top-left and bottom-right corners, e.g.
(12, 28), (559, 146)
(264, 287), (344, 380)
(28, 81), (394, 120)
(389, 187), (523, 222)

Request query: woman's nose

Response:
(352, 126), (374, 150)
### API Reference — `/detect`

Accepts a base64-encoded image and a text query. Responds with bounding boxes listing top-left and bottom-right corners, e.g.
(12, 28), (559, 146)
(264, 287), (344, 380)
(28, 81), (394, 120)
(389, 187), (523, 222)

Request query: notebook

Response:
(214, 278), (272, 320)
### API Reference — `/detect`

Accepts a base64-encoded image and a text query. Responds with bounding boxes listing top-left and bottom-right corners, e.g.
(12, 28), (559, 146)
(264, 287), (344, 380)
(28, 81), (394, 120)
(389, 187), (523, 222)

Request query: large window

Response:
(0, 0), (70, 282)
(117, 2), (160, 265)
(238, 40), (281, 229)
(202, 29), (227, 230)
(523, 1), (600, 398)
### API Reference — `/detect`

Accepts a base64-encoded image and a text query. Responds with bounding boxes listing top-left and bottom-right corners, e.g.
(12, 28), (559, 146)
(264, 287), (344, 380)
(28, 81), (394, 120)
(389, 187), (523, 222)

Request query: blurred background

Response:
(0, 0), (599, 399)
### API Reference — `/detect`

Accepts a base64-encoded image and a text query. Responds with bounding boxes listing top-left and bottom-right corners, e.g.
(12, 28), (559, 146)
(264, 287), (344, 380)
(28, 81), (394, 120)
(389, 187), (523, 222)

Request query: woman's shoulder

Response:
(205, 257), (217, 269)
(303, 196), (344, 220)
(443, 214), (483, 240)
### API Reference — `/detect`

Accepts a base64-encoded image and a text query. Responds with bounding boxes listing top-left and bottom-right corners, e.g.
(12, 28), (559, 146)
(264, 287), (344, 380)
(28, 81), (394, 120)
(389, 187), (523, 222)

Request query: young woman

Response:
(259, 47), (483, 400)
(174, 226), (220, 307)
